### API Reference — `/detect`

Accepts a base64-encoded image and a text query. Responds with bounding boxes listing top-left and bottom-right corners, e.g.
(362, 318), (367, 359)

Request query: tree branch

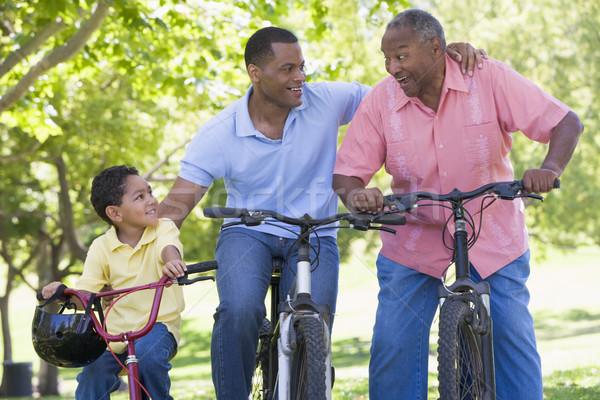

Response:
(0, 139), (41, 163)
(0, 17), (68, 79)
(0, 2), (111, 114)
(143, 138), (190, 180)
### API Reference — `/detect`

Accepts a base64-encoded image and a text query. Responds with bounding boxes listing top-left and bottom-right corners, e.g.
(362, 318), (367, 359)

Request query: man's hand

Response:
(350, 187), (384, 214)
(446, 42), (488, 76)
(522, 169), (559, 193)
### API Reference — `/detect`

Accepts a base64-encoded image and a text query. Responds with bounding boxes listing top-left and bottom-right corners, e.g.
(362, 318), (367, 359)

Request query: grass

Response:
(3, 245), (599, 399)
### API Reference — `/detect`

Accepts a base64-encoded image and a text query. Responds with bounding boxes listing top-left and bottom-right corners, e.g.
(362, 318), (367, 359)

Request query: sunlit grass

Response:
(3, 246), (599, 398)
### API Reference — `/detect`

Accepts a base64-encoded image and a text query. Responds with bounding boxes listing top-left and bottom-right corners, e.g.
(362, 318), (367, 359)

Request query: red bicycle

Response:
(32, 260), (217, 400)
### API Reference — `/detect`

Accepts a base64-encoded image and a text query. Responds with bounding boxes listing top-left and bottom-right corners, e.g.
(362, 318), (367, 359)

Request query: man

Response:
(158, 26), (484, 398)
(332, 9), (583, 400)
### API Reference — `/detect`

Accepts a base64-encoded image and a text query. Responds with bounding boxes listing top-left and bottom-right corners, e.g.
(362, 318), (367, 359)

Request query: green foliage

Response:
(2, 1), (599, 390)
(0, 3), (405, 382)
(426, 0), (600, 249)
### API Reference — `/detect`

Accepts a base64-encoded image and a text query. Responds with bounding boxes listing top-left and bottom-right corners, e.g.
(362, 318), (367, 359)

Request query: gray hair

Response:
(386, 9), (446, 50)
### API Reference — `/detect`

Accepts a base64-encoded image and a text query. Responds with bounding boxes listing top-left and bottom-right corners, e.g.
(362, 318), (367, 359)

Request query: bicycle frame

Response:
(384, 179), (556, 400)
(204, 207), (405, 400)
(43, 261), (216, 400)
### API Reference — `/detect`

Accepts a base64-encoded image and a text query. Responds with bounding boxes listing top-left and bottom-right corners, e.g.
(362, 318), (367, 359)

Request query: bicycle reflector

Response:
(32, 288), (106, 368)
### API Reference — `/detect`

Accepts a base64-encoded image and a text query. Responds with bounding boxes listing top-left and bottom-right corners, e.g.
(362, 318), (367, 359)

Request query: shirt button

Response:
(439, 143), (444, 149)
(435, 116), (439, 120)
(443, 171), (448, 176)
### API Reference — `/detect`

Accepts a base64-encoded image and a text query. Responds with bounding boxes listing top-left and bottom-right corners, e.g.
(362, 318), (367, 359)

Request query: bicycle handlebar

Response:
(36, 258), (217, 345)
(383, 179), (560, 211)
(203, 207), (406, 232)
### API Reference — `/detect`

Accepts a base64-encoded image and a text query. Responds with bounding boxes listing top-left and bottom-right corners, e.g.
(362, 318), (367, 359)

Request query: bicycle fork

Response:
(438, 214), (496, 399)
(276, 312), (332, 400)
(276, 236), (332, 399)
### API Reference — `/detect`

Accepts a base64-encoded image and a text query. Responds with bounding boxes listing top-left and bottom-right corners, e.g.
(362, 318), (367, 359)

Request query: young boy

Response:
(42, 165), (187, 400)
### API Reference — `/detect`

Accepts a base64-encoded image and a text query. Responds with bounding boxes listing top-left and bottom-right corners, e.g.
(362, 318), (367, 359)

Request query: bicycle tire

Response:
(251, 318), (275, 400)
(289, 317), (327, 400)
(438, 299), (486, 400)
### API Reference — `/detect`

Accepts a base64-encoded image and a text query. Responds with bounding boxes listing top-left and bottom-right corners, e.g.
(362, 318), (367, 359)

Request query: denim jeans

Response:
(75, 323), (176, 400)
(369, 250), (542, 400)
(211, 227), (340, 399)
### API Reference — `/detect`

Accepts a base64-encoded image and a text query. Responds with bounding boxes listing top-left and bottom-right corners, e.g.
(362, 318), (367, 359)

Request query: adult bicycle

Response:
(33, 260), (218, 400)
(203, 207), (406, 400)
(383, 179), (558, 400)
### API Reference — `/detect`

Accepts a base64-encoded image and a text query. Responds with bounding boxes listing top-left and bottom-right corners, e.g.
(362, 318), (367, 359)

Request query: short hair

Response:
(387, 9), (446, 50)
(244, 26), (299, 68)
(90, 165), (139, 225)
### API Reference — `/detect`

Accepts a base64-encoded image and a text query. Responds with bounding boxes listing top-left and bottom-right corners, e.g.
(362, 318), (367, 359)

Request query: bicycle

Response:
(33, 260), (218, 400)
(383, 179), (558, 400)
(203, 207), (406, 400)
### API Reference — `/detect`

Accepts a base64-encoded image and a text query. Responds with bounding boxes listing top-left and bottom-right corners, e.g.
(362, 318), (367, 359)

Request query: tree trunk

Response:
(0, 292), (12, 396)
(37, 361), (59, 396)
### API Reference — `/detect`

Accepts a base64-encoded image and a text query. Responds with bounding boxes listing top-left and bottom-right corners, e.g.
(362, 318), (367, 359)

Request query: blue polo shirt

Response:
(179, 81), (370, 238)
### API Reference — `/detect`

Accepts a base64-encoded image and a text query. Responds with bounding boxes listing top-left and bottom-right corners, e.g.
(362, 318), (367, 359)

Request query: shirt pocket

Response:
(461, 122), (503, 181)
(384, 140), (424, 186)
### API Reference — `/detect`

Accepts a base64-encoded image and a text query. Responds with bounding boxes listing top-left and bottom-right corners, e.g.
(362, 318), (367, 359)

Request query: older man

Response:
(333, 9), (583, 400)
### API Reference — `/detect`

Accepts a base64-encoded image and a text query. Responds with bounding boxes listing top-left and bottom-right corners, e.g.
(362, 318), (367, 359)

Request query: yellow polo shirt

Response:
(77, 218), (185, 353)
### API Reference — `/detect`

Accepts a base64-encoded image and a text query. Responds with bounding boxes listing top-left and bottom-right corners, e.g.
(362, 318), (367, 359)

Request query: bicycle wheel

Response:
(289, 316), (327, 400)
(251, 318), (275, 400)
(438, 299), (486, 400)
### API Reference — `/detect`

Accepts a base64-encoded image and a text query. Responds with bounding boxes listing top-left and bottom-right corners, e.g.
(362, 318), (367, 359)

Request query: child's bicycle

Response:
(32, 260), (218, 400)
(203, 207), (406, 400)
(382, 179), (559, 400)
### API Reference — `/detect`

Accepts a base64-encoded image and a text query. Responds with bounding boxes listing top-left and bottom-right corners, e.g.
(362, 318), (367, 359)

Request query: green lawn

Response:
(3, 245), (599, 399)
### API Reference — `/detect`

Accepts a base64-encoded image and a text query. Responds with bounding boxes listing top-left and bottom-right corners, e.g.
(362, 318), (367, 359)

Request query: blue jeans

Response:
(75, 323), (176, 400)
(369, 250), (542, 400)
(211, 228), (340, 399)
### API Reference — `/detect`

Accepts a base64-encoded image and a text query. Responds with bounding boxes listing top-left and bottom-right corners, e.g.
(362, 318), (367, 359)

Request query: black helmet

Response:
(32, 288), (106, 368)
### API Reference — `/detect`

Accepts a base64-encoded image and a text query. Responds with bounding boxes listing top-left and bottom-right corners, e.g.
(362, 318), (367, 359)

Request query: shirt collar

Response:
(443, 53), (468, 93)
(235, 85), (309, 138)
(105, 224), (158, 251)
(393, 53), (468, 110)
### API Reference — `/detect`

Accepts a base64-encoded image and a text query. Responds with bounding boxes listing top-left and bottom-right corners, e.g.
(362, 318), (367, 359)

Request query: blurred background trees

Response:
(1, 0), (597, 395)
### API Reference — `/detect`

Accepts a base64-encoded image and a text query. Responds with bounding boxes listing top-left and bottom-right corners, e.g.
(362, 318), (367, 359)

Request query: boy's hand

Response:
(163, 260), (188, 280)
(99, 285), (117, 309)
(41, 281), (64, 300)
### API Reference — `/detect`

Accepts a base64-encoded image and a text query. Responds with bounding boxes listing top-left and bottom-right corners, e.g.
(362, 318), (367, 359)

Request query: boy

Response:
(42, 165), (187, 400)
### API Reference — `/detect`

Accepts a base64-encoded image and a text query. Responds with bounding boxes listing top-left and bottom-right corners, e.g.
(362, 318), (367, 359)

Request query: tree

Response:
(0, 0), (404, 395)
(5, 0), (593, 395)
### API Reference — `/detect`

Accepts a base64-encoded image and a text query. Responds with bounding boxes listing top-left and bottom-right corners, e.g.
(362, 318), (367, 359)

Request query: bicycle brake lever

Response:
(519, 193), (544, 202)
(177, 276), (215, 285)
(371, 226), (397, 234)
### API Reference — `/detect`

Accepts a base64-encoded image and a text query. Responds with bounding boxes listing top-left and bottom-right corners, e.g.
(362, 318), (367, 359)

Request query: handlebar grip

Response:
(203, 207), (245, 219)
(372, 213), (406, 225)
(186, 260), (218, 274)
(553, 178), (560, 189)
(36, 291), (45, 301)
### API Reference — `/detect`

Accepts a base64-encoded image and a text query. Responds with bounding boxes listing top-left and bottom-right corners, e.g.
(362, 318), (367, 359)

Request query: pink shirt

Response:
(334, 55), (569, 278)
